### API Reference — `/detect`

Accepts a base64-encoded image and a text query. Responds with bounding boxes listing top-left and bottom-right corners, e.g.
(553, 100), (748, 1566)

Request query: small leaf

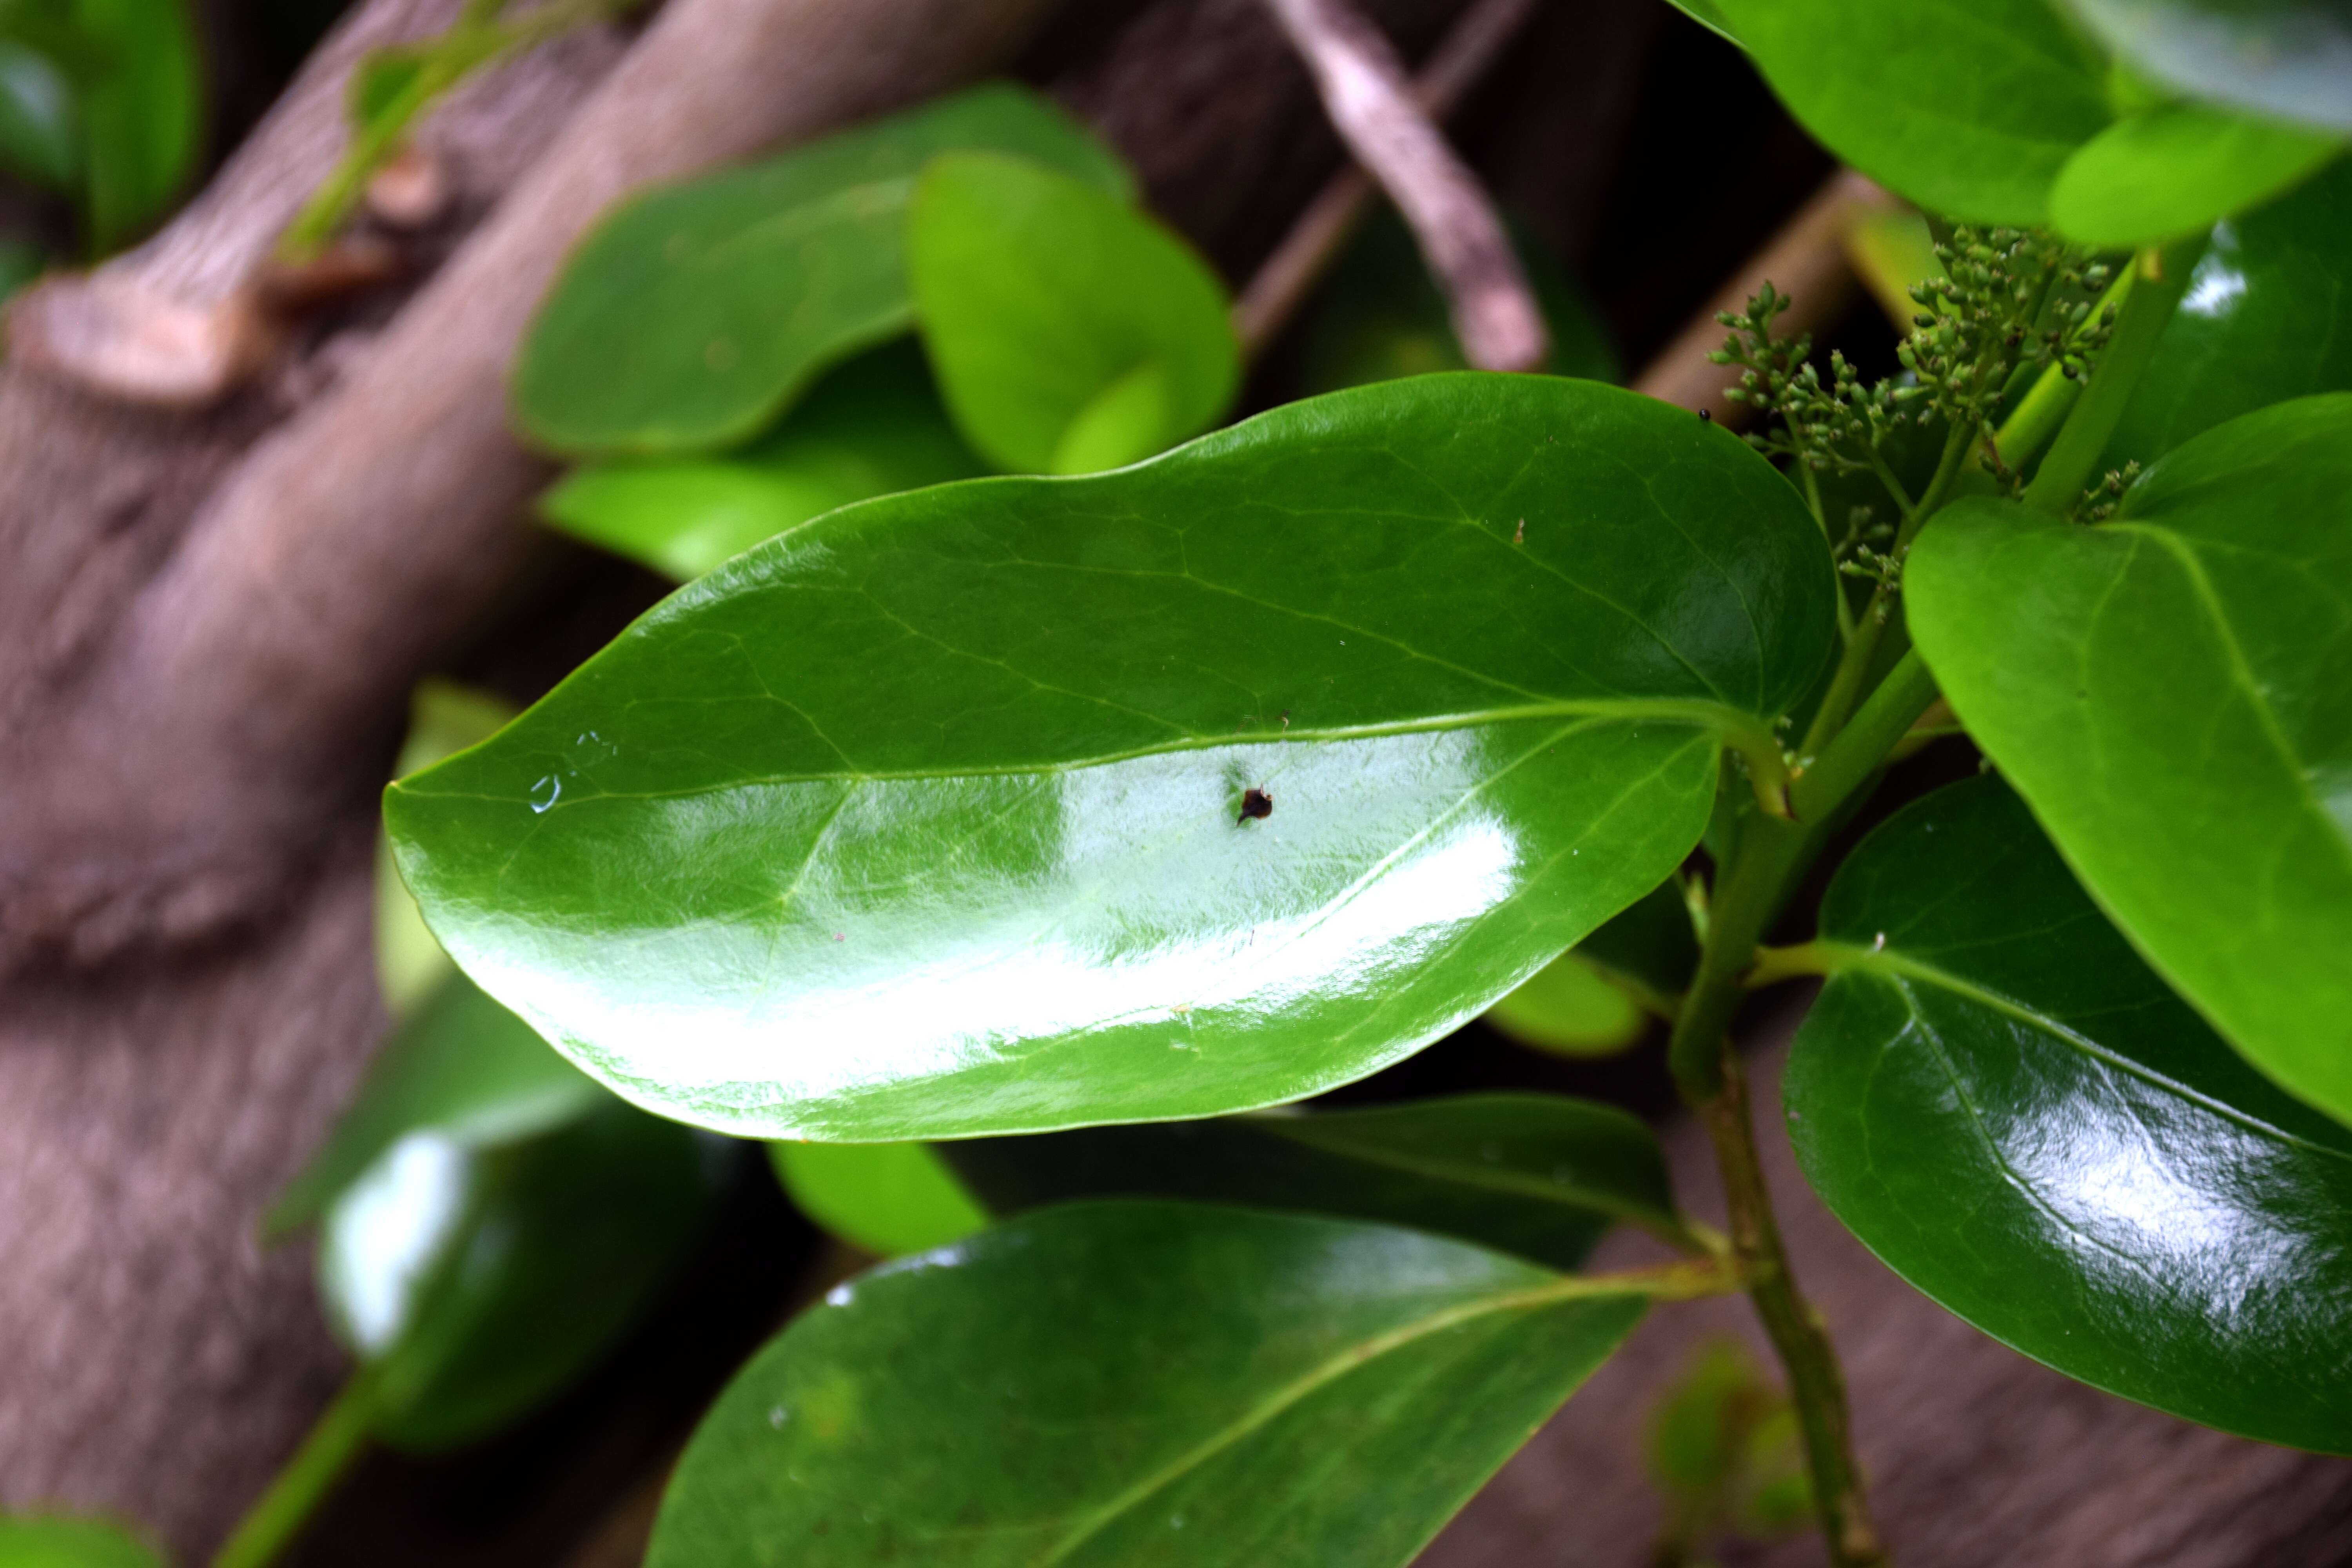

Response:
(944, 1092), (1684, 1270)
(2049, 100), (2342, 247)
(2058, 0), (2352, 133)
(1909, 396), (2352, 1125)
(1297, 209), (1621, 394)
(1661, 0), (1741, 47)
(645, 1202), (1648, 1567)
(1484, 951), (1648, 1056)
(0, 1515), (159, 1568)
(541, 339), (984, 581)
(2104, 158), (2352, 469)
(1574, 873), (1701, 1004)
(347, 45), (428, 138)
(387, 375), (1837, 1140)
(1713, 0), (2112, 223)
(909, 151), (1238, 474)
(514, 83), (1129, 457)
(70, 0), (203, 249)
(0, 40), (78, 189)
(375, 681), (518, 1016)
(270, 971), (603, 1234)
(320, 1096), (724, 1450)
(770, 1140), (988, 1257)
(1842, 207), (1942, 334)
(1787, 776), (2352, 1452)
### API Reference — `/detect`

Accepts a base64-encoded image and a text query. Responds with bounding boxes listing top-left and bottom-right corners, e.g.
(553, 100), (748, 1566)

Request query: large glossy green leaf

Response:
(646, 1201), (1648, 1566)
(388, 374), (1837, 1140)
(944, 1093), (1684, 1270)
(2048, 101), (2343, 247)
(770, 1139), (988, 1257)
(1787, 777), (2352, 1451)
(541, 340), (985, 581)
(269, 971), (603, 1235)
(908, 151), (1238, 474)
(1714, 0), (2112, 223)
(513, 84), (1129, 457)
(0, 1517), (158, 1568)
(1298, 209), (1620, 394)
(2060, 0), (2352, 132)
(319, 1096), (722, 1450)
(1909, 396), (2352, 1124)
(2104, 159), (2352, 469)
(72, 0), (200, 248)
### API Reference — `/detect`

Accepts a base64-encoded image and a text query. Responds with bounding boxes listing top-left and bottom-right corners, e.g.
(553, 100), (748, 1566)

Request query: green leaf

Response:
(646, 1202), (1648, 1566)
(908, 151), (1238, 474)
(1487, 873), (1699, 1053)
(347, 44), (428, 137)
(514, 83), (1129, 457)
(269, 971), (604, 1235)
(376, 681), (518, 1017)
(0, 1516), (159, 1568)
(1298, 209), (1621, 394)
(1713, 0), (2112, 223)
(2049, 100), (2342, 247)
(1661, 0), (1741, 47)
(0, 40), (78, 188)
(2104, 159), (2352, 469)
(542, 339), (985, 581)
(1786, 776), (2352, 1452)
(1908, 396), (2352, 1125)
(319, 1096), (722, 1450)
(2058, 0), (2352, 132)
(769, 1139), (988, 1257)
(387, 374), (1837, 1140)
(943, 1092), (1685, 1270)
(1483, 951), (1648, 1055)
(70, 0), (201, 249)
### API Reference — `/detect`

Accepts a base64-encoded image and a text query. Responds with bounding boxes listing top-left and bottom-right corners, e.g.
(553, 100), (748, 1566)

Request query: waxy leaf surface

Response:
(0, 41), (78, 189)
(2060, 0), (2352, 131)
(1714, 0), (2111, 223)
(770, 1139), (988, 1257)
(647, 1202), (1646, 1566)
(1483, 951), (1648, 1055)
(944, 1092), (1682, 1270)
(909, 152), (1237, 474)
(542, 340), (983, 581)
(513, 84), (1127, 457)
(2104, 160), (2352, 468)
(1788, 778), (2352, 1451)
(388, 375), (1837, 1140)
(270, 971), (602, 1234)
(2049, 102), (2342, 247)
(1909, 397), (2352, 1124)
(320, 1098), (722, 1450)
(377, 682), (518, 1017)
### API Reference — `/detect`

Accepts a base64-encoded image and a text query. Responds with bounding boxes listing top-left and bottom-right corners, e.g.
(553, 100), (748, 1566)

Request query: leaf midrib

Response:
(1822, 943), (2352, 1165)
(1033, 1274), (1643, 1565)
(396, 698), (1760, 813)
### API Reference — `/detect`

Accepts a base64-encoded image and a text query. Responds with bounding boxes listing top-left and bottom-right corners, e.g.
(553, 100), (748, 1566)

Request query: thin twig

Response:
(1634, 168), (1897, 422)
(1234, 0), (1542, 361)
(1257, 0), (1547, 372)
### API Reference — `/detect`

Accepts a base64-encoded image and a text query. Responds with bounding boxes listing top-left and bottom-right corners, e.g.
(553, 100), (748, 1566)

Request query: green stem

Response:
(278, 0), (633, 261)
(1896, 415), (1976, 550)
(1702, 1051), (1887, 1568)
(211, 1369), (380, 1568)
(1791, 649), (1938, 823)
(2021, 232), (2207, 514)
